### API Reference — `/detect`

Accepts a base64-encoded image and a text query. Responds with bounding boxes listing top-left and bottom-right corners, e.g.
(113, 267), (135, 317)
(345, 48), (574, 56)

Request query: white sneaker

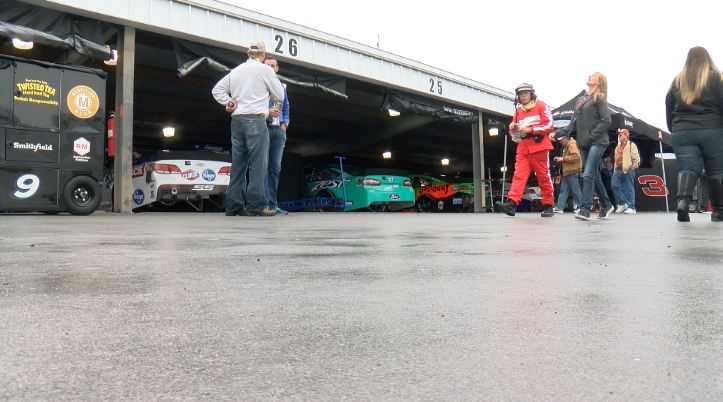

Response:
(615, 203), (627, 213)
(623, 208), (636, 214)
(553, 207), (564, 214)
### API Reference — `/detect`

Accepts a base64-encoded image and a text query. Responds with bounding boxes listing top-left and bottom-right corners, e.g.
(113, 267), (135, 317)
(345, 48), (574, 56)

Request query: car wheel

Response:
(314, 191), (338, 212)
(415, 196), (436, 212)
(368, 203), (387, 212)
(62, 176), (101, 216)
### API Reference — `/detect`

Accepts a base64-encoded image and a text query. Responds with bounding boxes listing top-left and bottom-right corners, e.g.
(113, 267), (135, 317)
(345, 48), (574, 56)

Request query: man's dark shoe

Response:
(597, 205), (614, 219)
(540, 206), (554, 217)
(494, 200), (517, 216)
(574, 210), (591, 221)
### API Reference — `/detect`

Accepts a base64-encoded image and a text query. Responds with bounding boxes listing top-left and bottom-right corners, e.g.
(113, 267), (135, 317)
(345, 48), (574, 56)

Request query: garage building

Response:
(2, 0), (516, 213)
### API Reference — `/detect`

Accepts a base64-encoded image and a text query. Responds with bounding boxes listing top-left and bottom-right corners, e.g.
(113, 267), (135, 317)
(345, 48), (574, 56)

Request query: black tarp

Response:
(381, 90), (478, 124)
(173, 39), (347, 99)
(552, 90), (672, 146)
(0, 0), (111, 60)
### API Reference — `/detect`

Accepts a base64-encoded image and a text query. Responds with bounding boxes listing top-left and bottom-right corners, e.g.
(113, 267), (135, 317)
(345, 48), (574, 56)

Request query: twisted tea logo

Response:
(67, 85), (99, 119)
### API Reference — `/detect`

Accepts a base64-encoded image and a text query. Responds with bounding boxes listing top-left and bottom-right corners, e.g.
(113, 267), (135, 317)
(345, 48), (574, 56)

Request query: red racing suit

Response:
(506, 100), (555, 206)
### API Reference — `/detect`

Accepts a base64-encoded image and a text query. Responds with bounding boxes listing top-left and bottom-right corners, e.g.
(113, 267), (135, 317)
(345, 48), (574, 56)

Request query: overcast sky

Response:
(223, 0), (722, 132)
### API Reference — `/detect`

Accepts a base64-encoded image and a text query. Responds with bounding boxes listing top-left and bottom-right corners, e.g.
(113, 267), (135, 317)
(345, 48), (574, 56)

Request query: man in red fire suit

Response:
(494, 83), (555, 217)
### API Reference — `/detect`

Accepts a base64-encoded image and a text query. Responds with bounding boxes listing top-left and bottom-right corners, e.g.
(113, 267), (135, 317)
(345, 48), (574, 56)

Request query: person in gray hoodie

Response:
(555, 72), (614, 221)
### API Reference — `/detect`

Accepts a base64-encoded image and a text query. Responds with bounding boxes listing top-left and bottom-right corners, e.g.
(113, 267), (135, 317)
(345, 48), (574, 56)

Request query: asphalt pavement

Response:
(1, 211), (722, 401)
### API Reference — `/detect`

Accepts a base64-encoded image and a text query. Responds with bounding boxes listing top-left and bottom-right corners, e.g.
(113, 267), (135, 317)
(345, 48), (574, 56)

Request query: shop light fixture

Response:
(441, 158), (449, 166)
(162, 127), (175, 137)
(12, 38), (33, 50)
(104, 49), (118, 66)
(388, 108), (400, 117)
(382, 151), (392, 159)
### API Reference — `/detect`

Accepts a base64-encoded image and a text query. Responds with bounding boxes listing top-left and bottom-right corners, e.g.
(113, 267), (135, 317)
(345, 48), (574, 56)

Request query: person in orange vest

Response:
(495, 83), (556, 217)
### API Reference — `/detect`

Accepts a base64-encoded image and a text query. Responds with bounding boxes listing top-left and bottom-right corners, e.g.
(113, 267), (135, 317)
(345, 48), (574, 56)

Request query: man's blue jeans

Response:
(556, 173), (583, 211)
(672, 128), (723, 179)
(227, 115), (269, 215)
(266, 125), (287, 209)
(611, 169), (636, 209)
(579, 145), (612, 213)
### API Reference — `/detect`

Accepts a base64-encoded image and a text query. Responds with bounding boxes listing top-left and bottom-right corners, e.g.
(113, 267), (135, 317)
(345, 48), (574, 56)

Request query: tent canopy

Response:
(552, 90), (671, 146)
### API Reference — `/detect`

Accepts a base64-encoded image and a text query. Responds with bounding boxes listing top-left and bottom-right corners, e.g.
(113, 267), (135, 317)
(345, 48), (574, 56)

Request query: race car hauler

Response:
(0, 55), (106, 215)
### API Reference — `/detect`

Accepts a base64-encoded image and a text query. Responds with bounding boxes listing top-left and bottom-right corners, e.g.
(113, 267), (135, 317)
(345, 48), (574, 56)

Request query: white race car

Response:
(132, 152), (231, 211)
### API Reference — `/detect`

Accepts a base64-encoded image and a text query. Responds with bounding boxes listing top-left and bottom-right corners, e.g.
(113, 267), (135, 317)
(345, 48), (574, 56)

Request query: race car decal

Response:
(182, 169), (200, 181)
(132, 163), (147, 178)
(202, 169), (216, 182)
(133, 189), (145, 205)
(418, 184), (455, 199)
(312, 179), (343, 192)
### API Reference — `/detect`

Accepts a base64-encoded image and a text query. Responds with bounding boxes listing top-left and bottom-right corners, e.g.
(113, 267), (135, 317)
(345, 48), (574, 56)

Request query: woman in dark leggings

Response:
(665, 46), (723, 222)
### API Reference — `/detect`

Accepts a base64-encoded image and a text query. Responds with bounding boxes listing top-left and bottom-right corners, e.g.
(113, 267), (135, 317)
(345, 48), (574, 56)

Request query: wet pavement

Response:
(1, 211), (722, 401)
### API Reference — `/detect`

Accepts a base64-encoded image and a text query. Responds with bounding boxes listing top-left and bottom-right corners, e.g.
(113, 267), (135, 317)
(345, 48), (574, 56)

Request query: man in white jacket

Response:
(212, 41), (284, 216)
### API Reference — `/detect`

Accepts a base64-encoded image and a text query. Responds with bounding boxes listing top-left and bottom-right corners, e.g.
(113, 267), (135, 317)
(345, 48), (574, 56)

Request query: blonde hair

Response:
(675, 46), (722, 104)
(590, 72), (607, 104)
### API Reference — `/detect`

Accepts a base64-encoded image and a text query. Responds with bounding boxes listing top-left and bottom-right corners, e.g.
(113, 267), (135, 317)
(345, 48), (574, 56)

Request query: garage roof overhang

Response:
(20, 0), (514, 117)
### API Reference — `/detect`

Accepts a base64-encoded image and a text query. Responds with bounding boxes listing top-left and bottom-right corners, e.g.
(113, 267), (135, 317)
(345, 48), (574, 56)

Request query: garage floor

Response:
(1, 212), (721, 400)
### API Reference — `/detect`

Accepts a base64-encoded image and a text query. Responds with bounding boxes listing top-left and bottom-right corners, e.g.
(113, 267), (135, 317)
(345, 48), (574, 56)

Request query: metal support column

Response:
(472, 115), (486, 212)
(113, 27), (136, 213)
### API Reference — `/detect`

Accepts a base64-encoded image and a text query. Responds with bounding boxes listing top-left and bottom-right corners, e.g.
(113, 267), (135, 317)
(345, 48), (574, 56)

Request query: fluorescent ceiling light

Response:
(12, 38), (33, 50)
(382, 151), (392, 159)
(104, 49), (118, 66)
(488, 127), (499, 136)
(441, 158), (449, 166)
(388, 109), (400, 117)
(162, 127), (175, 137)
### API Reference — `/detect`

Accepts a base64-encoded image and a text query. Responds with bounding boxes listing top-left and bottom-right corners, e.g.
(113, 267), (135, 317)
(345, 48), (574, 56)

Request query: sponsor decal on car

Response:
(202, 169), (216, 182)
(133, 189), (145, 205)
(389, 193), (400, 200)
(182, 169), (200, 181)
(73, 137), (91, 162)
(312, 179), (343, 191)
(132, 164), (146, 178)
(192, 184), (215, 191)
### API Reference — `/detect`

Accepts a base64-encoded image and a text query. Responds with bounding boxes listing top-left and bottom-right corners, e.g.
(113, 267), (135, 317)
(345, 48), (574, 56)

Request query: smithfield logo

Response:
(202, 169), (216, 182)
(182, 169), (200, 181)
(73, 137), (91, 162)
(132, 189), (145, 205)
(67, 85), (99, 119)
(13, 142), (53, 152)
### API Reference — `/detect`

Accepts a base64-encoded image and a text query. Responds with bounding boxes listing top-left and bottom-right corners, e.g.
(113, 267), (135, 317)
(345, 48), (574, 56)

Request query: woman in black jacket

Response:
(556, 72), (614, 221)
(665, 46), (723, 222)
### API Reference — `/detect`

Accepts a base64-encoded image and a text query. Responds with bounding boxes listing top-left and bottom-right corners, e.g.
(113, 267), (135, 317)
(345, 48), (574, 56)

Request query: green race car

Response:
(410, 174), (476, 212)
(305, 166), (415, 211)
